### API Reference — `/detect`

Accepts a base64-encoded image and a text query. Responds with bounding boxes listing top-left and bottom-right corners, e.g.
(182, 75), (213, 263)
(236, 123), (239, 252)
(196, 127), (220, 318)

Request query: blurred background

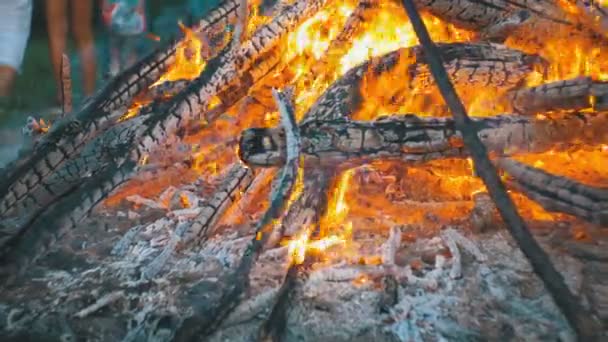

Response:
(13, 0), (220, 112)
(0, 0), (221, 166)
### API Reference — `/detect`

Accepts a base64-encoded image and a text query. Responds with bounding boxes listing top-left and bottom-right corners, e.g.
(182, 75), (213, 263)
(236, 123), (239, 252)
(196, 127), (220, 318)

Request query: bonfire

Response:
(0, 0), (607, 340)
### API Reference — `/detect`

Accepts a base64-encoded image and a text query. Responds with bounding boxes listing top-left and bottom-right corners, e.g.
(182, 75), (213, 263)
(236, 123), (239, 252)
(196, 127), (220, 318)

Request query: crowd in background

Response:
(0, 0), (217, 112)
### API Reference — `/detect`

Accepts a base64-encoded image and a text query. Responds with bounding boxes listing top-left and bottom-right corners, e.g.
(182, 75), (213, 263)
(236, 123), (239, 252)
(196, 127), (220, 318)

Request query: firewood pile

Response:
(0, 0), (607, 340)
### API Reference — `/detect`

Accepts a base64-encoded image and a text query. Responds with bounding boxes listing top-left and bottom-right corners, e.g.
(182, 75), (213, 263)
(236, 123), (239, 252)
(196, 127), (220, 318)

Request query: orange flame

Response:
(151, 22), (207, 87)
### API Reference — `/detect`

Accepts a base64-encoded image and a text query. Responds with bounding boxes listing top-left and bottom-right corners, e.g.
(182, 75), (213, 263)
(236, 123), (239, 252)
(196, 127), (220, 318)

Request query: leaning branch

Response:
(175, 87), (302, 339)
(400, 0), (602, 339)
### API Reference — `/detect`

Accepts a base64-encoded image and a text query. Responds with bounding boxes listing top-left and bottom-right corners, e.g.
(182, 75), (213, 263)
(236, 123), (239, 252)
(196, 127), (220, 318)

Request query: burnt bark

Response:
(497, 158), (608, 226)
(508, 76), (608, 113)
(239, 111), (607, 167)
(401, 0), (603, 339)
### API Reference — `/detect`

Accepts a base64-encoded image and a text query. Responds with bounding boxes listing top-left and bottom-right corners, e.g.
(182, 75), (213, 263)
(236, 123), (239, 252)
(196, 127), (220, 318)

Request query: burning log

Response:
(175, 87), (302, 339)
(570, 0), (608, 36)
(308, 0), (378, 76)
(414, 0), (571, 33)
(508, 76), (608, 113)
(186, 163), (255, 245)
(0, 0), (245, 218)
(0, 115), (148, 250)
(0, 161), (135, 276)
(300, 41), (543, 124)
(239, 112), (607, 168)
(497, 158), (608, 226)
(401, 0), (602, 338)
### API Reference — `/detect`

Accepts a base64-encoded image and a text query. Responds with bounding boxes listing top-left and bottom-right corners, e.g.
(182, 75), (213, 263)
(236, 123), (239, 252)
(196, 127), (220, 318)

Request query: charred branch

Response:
(0, 0), (246, 220)
(175, 88), (302, 339)
(0, 161), (135, 278)
(187, 163), (255, 245)
(401, 0), (602, 339)
(415, 0), (571, 33)
(239, 111), (607, 167)
(508, 76), (608, 114)
(497, 158), (608, 226)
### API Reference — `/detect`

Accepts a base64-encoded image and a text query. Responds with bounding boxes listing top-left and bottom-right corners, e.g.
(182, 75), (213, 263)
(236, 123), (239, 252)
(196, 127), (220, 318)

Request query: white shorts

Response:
(0, 0), (32, 72)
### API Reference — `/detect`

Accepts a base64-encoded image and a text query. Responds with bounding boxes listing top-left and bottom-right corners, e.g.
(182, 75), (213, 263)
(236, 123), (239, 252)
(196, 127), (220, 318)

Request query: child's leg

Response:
(69, 0), (96, 96)
(45, 0), (69, 103)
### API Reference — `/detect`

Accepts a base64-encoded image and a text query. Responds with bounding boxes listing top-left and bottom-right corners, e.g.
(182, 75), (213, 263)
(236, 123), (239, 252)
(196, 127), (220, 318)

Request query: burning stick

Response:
(0, 0), (245, 221)
(414, 0), (570, 32)
(401, 0), (602, 338)
(508, 76), (608, 114)
(175, 87), (302, 338)
(571, 0), (608, 36)
(187, 162), (255, 244)
(60, 53), (72, 116)
(497, 158), (608, 226)
(239, 111), (608, 168)
(0, 161), (136, 278)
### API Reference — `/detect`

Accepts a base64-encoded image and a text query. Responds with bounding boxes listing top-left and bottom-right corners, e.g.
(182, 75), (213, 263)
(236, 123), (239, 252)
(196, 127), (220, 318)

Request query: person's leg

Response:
(45, 0), (69, 103)
(69, 0), (97, 96)
(0, 0), (33, 98)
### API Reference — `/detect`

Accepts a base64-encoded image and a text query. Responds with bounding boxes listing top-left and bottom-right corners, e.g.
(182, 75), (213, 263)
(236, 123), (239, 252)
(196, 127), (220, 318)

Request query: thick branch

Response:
(401, 0), (602, 339)
(239, 111), (607, 167)
(186, 163), (255, 245)
(508, 76), (608, 114)
(0, 161), (135, 277)
(175, 87), (302, 339)
(0, 0), (245, 220)
(497, 158), (608, 226)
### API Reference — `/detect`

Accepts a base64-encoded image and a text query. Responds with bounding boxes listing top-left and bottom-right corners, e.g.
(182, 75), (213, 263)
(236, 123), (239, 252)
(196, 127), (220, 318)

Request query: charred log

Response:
(571, 0), (608, 36)
(414, 0), (571, 33)
(239, 111), (607, 167)
(401, 0), (603, 338)
(0, 161), (135, 276)
(497, 158), (608, 226)
(186, 163), (255, 245)
(175, 87), (302, 339)
(0, 0), (245, 218)
(508, 76), (608, 114)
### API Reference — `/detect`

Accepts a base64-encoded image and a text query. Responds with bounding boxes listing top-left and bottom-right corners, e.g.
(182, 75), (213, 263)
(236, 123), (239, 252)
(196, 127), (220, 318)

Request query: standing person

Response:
(102, 0), (147, 77)
(45, 0), (97, 102)
(0, 0), (33, 103)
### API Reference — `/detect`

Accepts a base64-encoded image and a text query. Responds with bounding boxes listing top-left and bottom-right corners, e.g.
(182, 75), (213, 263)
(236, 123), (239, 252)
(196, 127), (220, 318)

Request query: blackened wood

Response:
(401, 0), (602, 339)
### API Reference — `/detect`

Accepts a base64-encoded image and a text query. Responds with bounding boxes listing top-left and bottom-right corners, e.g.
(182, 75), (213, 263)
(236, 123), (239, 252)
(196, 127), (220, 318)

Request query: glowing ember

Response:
(284, 228), (347, 265)
(118, 98), (151, 122)
(151, 22), (207, 87)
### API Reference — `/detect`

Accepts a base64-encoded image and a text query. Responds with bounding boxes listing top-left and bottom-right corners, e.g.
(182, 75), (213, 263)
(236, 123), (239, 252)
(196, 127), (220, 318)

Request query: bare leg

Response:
(0, 66), (17, 98)
(45, 0), (69, 103)
(70, 0), (96, 96)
